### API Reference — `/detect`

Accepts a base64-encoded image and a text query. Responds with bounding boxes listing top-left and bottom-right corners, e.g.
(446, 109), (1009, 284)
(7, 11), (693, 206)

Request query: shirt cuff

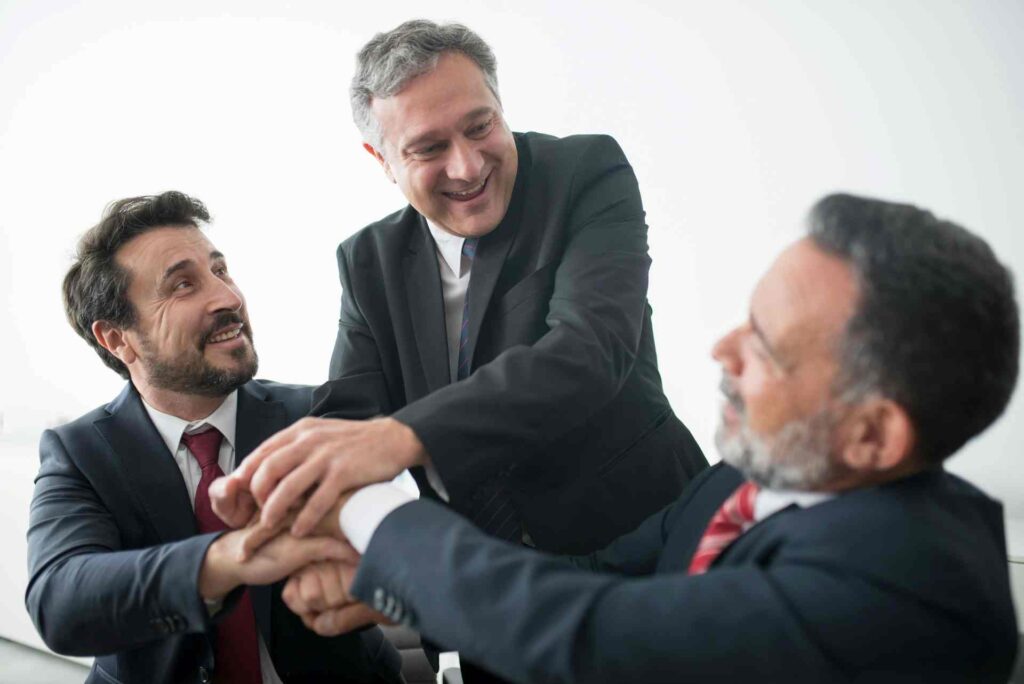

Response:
(340, 483), (416, 553)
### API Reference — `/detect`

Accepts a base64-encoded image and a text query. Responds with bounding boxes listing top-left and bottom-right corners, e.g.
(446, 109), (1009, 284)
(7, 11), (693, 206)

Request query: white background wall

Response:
(1, 0), (1021, 653)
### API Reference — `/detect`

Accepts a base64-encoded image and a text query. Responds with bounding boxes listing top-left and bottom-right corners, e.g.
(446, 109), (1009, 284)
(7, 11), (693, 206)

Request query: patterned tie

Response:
(182, 427), (262, 684)
(687, 480), (760, 575)
(456, 238), (522, 542)
(456, 237), (479, 381)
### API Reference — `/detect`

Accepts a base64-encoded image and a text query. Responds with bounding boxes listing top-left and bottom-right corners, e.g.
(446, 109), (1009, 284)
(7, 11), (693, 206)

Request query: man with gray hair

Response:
(217, 19), (707, 682)
(276, 193), (1019, 683)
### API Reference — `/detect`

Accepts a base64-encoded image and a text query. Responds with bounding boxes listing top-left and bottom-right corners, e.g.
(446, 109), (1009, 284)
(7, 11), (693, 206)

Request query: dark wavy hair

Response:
(62, 191), (211, 378)
(809, 193), (1019, 462)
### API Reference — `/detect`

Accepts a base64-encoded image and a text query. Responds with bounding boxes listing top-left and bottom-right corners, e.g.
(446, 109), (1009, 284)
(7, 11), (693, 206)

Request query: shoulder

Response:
(517, 131), (628, 172)
(780, 469), (1007, 573)
(338, 205), (423, 268)
(244, 379), (314, 409)
(44, 385), (131, 449)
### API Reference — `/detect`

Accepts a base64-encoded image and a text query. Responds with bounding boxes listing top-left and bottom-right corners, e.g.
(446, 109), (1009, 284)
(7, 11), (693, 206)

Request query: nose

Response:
(207, 276), (244, 314)
(446, 138), (484, 182)
(712, 325), (743, 376)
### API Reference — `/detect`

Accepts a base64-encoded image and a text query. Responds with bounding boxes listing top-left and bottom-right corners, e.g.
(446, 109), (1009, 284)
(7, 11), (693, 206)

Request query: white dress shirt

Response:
(339, 480), (834, 555)
(142, 392), (284, 684)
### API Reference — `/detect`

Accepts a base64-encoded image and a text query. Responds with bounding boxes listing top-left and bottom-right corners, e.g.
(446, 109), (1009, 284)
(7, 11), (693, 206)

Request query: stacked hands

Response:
(202, 415), (427, 636)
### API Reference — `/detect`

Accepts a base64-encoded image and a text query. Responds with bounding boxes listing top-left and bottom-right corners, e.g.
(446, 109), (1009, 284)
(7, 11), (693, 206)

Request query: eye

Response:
(412, 142), (445, 160)
(213, 265), (228, 278)
(467, 117), (494, 138)
(173, 279), (193, 291)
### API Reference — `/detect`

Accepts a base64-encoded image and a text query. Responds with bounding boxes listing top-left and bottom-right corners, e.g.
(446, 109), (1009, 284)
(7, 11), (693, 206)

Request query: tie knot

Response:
(461, 237), (478, 261)
(182, 427), (223, 470)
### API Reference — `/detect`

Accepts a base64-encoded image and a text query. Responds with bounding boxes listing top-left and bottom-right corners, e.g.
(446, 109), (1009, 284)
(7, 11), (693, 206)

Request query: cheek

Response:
(739, 368), (797, 435)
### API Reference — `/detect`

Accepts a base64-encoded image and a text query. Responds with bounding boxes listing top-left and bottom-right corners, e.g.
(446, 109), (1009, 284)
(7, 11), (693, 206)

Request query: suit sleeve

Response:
(25, 429), (221, 656)
(393, 135), (653, 495)
(352, 500), (980, 684)
(314, 243), (394, 420)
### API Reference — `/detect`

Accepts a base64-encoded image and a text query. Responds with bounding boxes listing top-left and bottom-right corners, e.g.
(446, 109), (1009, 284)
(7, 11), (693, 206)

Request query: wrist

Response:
(198, 534), (241, 601)
(388, 418), (427, 468)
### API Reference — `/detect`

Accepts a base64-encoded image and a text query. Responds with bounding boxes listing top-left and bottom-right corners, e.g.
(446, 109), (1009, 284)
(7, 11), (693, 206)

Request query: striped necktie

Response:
(456, 238), (522, 542)
(688, 480), (760, 575)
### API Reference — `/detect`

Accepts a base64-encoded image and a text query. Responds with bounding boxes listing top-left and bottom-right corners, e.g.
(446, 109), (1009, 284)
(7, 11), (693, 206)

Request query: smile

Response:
(207, 324), (243, 344)
(442, 174), (489, 201)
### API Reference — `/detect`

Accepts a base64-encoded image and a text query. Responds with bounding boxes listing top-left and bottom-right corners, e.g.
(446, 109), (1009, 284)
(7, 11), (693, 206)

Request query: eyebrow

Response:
(160, 251), (224, 284)
(402, 106), (497, 152)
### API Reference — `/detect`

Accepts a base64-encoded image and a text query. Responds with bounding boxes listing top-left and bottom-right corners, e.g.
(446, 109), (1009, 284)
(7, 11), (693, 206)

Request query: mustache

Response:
(719, 377), (745, 414)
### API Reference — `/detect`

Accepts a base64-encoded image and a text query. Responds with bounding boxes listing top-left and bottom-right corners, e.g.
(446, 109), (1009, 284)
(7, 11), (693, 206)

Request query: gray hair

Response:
(350, 20), (501, 150)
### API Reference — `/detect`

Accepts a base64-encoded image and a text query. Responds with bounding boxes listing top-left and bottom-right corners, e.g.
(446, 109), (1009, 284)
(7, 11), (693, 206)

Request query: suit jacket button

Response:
(372, 588), (386, 611)
(199, 666), (211, 683)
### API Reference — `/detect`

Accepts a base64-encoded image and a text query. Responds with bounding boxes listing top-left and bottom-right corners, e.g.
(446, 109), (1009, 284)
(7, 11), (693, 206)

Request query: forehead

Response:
(371, 52), (498, 149)
(751, 238), (858, 358)
(116, 226), (217, 280)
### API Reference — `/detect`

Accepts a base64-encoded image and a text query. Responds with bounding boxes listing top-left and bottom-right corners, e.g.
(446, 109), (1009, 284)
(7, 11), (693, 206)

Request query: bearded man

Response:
(273, 193), (1019, 683)
(26, 192), (402, 684)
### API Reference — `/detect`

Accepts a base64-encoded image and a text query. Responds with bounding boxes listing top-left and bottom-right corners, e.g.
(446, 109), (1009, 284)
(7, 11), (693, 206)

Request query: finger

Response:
(260, 455), (332, 532)
(291, 469), (359, 537)
(267, 536), (351, 573)
(281, 576), (300, 613)
(297, 566), (324, 613)
(313, 604), (376, 636)
(209, 476), (257, 528)
(300, 611), (320, 633)
(237, 514), (293, 561)
(321, 563), (349, 608)
(233, 420), (308, 482)
(250, 443), (312, 512)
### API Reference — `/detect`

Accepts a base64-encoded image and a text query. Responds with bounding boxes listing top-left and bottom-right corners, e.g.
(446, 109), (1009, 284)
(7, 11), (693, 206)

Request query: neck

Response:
(132, 378), (227, 422)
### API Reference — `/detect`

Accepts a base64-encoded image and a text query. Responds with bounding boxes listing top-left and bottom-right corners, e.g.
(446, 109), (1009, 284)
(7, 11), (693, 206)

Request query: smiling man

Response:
(223, 18), (707, 653)
(26, 192), (401, 684)
(219, 22), (708, 680)
(278, 193), (1020, 683)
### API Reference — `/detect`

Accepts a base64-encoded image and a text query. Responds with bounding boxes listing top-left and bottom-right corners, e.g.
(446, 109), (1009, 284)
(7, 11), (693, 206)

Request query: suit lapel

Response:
(404, 218), (452, 392)
(94, 384), (198, 543)
(461, 135), (530, 373)
(235, 381), (290, 649)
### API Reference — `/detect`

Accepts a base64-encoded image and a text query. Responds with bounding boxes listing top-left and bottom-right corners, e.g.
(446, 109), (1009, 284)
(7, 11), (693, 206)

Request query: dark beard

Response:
(140, 314), (258, 397)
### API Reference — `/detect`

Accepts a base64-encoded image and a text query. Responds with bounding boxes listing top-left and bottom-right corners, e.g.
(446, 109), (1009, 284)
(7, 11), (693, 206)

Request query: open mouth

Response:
(442, 173), (489, 202)
(207, 323), (244, 345)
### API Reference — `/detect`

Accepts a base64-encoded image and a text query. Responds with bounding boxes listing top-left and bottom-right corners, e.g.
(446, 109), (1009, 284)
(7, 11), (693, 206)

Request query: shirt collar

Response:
(425, 219), (468, 277)
(141, 390), (238, 457)
(754, 487), (833, 522)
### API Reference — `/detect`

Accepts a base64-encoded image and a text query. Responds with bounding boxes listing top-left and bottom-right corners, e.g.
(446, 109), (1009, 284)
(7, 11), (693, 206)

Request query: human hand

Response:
(282, 559), (392, 636)
(209, 474), (258, 529)
(236, 491), (353, 561)
(198, 523), (356, 601)
(222, 416), (426, 537)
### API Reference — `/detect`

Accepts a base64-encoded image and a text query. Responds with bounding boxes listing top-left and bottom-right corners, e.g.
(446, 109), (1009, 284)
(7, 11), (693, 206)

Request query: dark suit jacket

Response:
(316, 131), (707, 553)
(26, 380), (402, 684)
(351, 463), (1018, 683)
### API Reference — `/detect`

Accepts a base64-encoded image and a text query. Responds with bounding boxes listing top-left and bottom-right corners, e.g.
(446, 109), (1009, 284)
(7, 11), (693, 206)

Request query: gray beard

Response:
(716, 406), (840, 490)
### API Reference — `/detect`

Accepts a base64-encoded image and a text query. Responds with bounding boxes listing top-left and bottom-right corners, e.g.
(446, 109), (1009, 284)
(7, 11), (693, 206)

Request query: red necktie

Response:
(687, 480), (760, 575)
(182, 428), (263, 684)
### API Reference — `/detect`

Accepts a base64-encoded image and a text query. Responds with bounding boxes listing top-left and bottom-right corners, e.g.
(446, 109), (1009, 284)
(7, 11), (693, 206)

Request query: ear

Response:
(92, 320), (138, 367)
(362, 142), (396, 184)
(837, 398), (916, 474)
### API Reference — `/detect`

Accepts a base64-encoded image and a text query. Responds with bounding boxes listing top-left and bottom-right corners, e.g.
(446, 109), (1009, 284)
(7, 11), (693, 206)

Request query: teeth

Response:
(209, 327), (242, 343)
(446, 178), (486, 197)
